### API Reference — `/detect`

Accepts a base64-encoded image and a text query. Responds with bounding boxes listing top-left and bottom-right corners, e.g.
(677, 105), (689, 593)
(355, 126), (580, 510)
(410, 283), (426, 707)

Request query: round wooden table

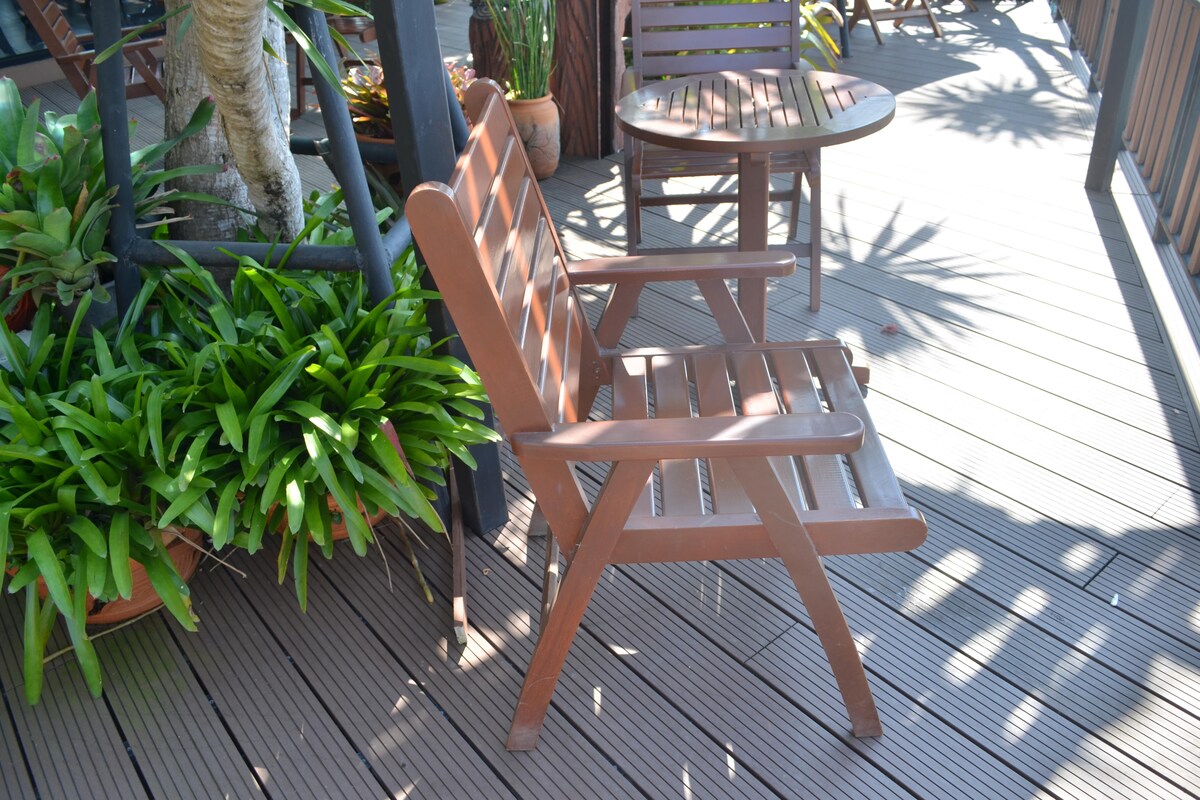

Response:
(616, 69), (895, 335)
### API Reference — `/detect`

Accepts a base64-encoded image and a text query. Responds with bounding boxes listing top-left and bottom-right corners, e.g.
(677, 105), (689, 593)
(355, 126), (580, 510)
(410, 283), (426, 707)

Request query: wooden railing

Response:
(1058, 0), (1121, 88)
(1064, 0), (1200, 274)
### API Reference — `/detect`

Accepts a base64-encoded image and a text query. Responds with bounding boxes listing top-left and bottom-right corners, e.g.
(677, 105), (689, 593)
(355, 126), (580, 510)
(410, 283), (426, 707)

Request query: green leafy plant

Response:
(483, 0), (556, 100)
(121, 245), (498, 610)
(0, 302), (213, 703)
(344, 64), (393, 139)
(0, 78), (220, 318)
(797, 0), (843, 70)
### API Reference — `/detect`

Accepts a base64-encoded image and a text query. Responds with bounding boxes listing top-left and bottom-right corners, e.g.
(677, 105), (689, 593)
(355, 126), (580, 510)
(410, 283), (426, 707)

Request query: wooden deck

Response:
(6, 2), (1200, 798)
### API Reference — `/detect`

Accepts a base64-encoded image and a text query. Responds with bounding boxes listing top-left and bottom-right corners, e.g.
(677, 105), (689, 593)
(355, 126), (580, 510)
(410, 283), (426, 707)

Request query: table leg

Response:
(738, 151), (771, 341)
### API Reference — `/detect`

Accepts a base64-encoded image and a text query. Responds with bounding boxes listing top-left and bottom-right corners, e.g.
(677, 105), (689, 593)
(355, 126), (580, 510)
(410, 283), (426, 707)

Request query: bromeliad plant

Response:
(123, 245), (498, 609)
(0, 77), (220, 320)
(0, 302), (216, 703)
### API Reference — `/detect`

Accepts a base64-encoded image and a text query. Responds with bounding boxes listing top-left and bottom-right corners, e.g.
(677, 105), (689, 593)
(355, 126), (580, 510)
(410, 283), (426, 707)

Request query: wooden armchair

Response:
(624, 0), (827, 308)
(16, 0), (164, 101)
(407, 80), (927, 751)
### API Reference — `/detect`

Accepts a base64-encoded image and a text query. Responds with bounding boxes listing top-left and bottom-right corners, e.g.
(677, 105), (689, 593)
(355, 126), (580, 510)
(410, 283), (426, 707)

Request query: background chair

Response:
(624, 0), (830, 309)
(16, 0), (164, 101)
(408, 80), (927, 751)
(848, 0), (945, 44)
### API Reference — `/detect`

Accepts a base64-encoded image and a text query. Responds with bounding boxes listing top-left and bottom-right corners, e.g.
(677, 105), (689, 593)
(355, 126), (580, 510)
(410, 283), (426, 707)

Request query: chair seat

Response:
(606, 342), (925, 562)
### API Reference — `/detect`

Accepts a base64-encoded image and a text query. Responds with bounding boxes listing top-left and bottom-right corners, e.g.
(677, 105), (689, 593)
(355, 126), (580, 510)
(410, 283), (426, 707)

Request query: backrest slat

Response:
(538, 262), (573, 423)
(452, 99), (515, 243)
(518, 219), (562, 393)
(633, 0), (801, 81)
(496, 178), (543, 327)
(640, 27), (793, 55)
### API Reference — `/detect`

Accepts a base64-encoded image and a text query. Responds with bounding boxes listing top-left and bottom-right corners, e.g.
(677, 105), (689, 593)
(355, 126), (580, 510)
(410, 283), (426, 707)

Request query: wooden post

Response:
(468, 0), (506, 81)
(1085, 0), (1152, 190)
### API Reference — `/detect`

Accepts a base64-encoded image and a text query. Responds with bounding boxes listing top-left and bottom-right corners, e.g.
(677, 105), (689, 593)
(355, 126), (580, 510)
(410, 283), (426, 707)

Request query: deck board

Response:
(6, 0), (1200, 797)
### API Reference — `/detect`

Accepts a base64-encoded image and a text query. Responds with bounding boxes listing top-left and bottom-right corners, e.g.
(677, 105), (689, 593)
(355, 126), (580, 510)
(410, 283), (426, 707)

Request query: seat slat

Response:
(770, 348), (855, 510)
(613, 357), (656, 518)
(730, 351), (809, 513)
(651, 355), (704, 516)
(808, 348), (907, 509)
(693, 351), (754, 514)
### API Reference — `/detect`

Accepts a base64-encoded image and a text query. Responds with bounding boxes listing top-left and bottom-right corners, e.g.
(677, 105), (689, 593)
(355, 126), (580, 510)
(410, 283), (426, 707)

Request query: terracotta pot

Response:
(328, 14), (373, 36)
(508, 95), (560, 179)
(0, 265), (35, 332)
(271, 494), (390, 542)
(10, 527), (204, 624)
(85, 528), (205, 625)
(355, 133), (404, 194)
(327, 494), (390, 541)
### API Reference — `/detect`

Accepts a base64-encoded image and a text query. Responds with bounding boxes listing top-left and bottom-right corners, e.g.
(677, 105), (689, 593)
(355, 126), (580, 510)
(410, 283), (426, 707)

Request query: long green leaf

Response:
(142, 546), (198, 632)
(22, 585), (47, 704)
(26, 529), (76, 627)
(109, 512), (132, 599)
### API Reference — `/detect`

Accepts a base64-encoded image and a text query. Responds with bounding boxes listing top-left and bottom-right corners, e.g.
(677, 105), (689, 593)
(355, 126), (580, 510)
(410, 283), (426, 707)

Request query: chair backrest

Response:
(15, 0), (92, 97)
(631, 0), (804, 82)
(407, 80), (604, 443)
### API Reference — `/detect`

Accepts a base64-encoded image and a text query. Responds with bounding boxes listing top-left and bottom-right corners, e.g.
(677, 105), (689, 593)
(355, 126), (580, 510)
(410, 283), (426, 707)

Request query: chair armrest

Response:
(567, 251), (796, 285)
(511, 412), (864, 462)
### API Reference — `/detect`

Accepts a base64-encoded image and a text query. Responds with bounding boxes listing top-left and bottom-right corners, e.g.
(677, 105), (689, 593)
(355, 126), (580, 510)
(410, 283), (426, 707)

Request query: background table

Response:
(616, 69), (895, 336)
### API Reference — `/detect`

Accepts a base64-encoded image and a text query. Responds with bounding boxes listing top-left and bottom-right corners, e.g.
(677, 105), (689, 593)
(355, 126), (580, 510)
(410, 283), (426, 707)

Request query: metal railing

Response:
(1069, 0), (1200, 274)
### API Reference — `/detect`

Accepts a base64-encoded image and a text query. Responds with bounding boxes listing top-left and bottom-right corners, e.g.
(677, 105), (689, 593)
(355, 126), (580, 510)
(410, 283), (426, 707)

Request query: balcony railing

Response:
(1066, 0), (1200, 273)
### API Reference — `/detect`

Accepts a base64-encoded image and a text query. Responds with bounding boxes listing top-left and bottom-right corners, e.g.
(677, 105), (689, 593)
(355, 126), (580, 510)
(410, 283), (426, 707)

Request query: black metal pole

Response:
(91, 0), (141, 315)
(1085, 0), (1152, 191)
(296, 6), (394, 305)
(373, 0), (509, 535)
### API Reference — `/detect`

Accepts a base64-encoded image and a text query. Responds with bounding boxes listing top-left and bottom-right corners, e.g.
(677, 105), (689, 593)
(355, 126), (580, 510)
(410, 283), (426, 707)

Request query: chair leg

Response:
(787, 171), (803, 242)
(807, 158), (822, 312)
(623, 138), (642, 255)
(729, 456), (883, 737)
(507, 461), (652, 750)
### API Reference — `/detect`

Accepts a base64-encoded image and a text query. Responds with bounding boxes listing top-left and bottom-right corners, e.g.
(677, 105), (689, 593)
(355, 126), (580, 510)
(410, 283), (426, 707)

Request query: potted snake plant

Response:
(484, 0), (559, 178)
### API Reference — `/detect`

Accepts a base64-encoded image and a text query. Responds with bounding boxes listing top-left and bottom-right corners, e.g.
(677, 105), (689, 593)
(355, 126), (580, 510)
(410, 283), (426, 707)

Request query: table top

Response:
(615, 69), (895, 154)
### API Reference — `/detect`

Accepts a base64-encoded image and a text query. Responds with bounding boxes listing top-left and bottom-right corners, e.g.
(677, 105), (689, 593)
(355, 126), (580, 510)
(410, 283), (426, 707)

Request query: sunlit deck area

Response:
(5, 1), (1200, 798)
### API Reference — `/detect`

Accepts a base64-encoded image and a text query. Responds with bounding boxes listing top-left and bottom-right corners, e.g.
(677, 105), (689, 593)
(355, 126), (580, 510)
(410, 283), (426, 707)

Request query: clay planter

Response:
(86, 528), (204, 625)
(0, 265), (35, 331)
(10, 528), (205, 625)
(271, 494), (390, 542)
(328, 494), (390, 541)
(355, 133), (404, 194)
(508, 95), (560, 179)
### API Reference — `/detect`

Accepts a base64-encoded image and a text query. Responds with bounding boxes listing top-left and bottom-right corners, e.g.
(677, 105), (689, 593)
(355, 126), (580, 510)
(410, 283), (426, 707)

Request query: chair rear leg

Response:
(729, 457), (883, 737)
(787, 171), (803, 242)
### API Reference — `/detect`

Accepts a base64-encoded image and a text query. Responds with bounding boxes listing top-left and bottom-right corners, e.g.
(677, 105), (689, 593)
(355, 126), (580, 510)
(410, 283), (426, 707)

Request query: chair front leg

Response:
(507, 459), (655, 750)
(728, 456), (883, 737)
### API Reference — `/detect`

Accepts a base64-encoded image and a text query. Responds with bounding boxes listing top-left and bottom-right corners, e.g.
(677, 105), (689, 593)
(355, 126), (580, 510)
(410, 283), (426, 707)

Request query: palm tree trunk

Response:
(191, 0), (303, 239)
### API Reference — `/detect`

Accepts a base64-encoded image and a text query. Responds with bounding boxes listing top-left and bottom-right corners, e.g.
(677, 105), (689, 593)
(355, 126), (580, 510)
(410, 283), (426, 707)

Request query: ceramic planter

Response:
(508, 95), (560, 179)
